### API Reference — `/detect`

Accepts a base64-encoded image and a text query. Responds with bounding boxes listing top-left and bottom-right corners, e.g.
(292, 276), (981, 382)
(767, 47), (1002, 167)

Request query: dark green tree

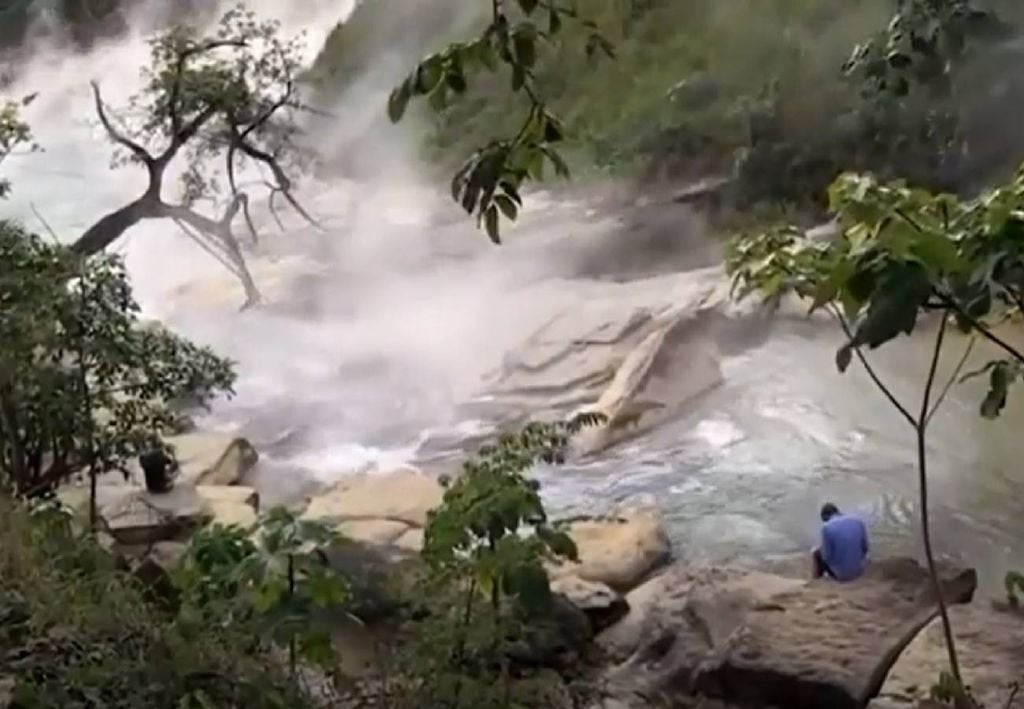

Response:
(0, 220), (235, 522)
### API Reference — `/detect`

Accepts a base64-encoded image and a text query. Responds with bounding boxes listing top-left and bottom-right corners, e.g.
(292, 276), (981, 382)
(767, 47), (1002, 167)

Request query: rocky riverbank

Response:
(56, 434), (1024, 709)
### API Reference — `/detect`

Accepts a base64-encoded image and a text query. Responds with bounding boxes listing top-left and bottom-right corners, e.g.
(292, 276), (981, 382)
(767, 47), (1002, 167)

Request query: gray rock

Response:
(596, 558), (977, 709)
(551, 575), (629, 633)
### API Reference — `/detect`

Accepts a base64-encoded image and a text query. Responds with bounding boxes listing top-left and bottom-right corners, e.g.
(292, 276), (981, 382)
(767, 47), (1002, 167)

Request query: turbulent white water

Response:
(4, 0), (1024, 595)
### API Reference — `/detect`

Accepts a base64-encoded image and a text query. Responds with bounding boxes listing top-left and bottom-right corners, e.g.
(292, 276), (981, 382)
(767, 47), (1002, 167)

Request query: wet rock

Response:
(301, 467), (443, 528)
(598, 565), (804, 662)
(552, 507), (671, 592)
(876, 603), (1024, 709)
(100, 485), (211, 545)
(129, 541), (188, 609)
(393, 527), (424, 552)
(572, 304), (724, 456)
(338, 519), (411, 546)
(597, 558), (977, 709)
(552, 575), (629, 633)
(196, 485), (259, 529)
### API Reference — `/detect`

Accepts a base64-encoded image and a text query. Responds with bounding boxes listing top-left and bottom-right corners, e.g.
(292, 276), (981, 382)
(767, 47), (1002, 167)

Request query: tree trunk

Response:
(918, 314), (965, 691)
(70, 195), (154, 256)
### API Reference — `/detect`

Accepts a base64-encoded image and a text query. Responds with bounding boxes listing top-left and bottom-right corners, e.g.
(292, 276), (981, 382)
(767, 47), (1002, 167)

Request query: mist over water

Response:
(4, 0), (1024, 595)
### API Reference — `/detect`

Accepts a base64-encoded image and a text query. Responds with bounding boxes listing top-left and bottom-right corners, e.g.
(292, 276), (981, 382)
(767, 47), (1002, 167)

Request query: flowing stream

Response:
(3, 0), (1023, 597)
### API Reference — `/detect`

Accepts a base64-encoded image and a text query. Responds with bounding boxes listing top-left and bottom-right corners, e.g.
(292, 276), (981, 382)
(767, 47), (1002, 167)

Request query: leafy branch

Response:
(388, 0), (613, 242)
(725, 165), (1024, 706)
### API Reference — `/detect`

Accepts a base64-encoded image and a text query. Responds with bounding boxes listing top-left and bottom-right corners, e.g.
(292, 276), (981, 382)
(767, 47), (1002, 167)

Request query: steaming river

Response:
(3, 0), (1023, 597)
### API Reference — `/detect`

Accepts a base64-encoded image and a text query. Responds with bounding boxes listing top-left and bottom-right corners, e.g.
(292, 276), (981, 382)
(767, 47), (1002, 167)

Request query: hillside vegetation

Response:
(312, 0), (1024, 213)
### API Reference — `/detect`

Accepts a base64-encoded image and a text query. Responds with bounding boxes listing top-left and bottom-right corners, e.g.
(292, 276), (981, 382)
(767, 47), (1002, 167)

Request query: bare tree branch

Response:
(90, 81), (153, 165)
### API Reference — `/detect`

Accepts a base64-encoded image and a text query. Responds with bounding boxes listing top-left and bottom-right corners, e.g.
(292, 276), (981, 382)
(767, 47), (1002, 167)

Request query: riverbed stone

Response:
(875, 603), (1024, 709)
(552, 575), (629, 633)
(196, 485), (259, 529)
(100, 485), (211, 545)
(301, 467), (443, 528)
(552, 507), (671, 592)
(338, 519), (411, 546)
(596, 558), (977, 709)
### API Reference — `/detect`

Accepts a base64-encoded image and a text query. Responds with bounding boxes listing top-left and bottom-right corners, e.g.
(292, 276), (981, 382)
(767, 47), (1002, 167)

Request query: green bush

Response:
(0, 495), (312, 709)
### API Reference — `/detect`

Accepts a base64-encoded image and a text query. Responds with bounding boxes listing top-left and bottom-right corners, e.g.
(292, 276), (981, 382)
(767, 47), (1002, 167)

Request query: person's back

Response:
(812, 502), (869, 582)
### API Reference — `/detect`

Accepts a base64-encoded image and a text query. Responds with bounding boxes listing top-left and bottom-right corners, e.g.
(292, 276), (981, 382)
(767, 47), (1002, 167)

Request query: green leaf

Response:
(850, 263), (931, 349)
(506, 561), (551, 614)
(494, 194), (518, 221)
(428, 83), (448, 112)
(415, 59), (444, 94)
(511, 63), (526, 91)
(387, 80), (411, 123)
(484, 205), (501, 244)
(980, 361), (1015, 419)
(548, 8), (562, 35)
(513, 31), (537, 68)
(836, 344), (854, 373)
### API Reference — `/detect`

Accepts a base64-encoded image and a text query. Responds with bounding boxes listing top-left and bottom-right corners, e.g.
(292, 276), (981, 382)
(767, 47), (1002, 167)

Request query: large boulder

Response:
(551, 507), (671, 592)
(875, 604), (1024, 709)
(301, 467), (443, 531)
(99, 485), (211, 545)
(597, 559), (977, 709)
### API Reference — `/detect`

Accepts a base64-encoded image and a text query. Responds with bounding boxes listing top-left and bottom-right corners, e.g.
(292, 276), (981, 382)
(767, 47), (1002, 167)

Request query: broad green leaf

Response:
(387, 80), (411, 123)
(517, 0), (539, 15)
(484, 204), (501, 244)
(836, 344), (854, 373)
(494, 194), (518, 221)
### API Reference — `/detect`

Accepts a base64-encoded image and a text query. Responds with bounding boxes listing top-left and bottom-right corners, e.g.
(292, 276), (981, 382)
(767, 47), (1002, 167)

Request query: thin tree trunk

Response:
(918, 313), (964, 688)
(70, 195), (154, 256)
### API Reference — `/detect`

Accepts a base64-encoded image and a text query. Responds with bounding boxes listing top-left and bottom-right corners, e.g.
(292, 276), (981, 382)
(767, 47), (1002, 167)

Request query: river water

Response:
(3, 0), (1023, 596)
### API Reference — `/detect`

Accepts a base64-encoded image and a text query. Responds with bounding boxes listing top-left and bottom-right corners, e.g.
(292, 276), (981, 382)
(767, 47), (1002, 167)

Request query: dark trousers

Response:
(812, 547), (836, 580)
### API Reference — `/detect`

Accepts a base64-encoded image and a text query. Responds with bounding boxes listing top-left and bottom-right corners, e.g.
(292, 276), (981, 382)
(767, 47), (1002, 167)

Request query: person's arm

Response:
(821, 525), (834, 566)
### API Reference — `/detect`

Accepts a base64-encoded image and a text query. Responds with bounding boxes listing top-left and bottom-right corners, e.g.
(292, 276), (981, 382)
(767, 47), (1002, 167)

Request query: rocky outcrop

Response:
(164, 432), (259, 486)
(477, 269), (732, 446)
(301, 467), (442, 552)
(596, 559), (978, 709)
(874, 603), (1024, 709)
(98, 485), (211, 546)
(551, 507), (672, 592)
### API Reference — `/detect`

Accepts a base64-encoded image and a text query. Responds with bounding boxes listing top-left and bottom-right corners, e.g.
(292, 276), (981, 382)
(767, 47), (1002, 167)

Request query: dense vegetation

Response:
(317, 0), (1024, 217)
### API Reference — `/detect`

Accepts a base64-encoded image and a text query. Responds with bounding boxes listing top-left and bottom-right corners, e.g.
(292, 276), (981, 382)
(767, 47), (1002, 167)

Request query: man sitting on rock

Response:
(812, 502), (869, 582)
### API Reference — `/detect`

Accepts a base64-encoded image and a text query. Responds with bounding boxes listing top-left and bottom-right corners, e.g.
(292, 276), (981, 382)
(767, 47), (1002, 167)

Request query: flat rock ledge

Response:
(593, 558), (978, 709)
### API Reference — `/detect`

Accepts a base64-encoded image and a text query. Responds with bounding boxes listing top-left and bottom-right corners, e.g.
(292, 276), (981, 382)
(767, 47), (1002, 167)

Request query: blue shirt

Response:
(821, 514), (869, 582)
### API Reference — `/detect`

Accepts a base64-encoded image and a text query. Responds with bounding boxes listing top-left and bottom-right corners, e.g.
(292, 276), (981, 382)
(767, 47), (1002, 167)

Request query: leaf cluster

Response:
(0, 93), (38, 198)
(388, 0), (613, 242)
(843, 0), (1006, 99)
(726, 165), (1024, 419)
(424, 412), (604, 614)
(176, 508), (350, 670)
(0, 493), (310, 708)
(0, 220), (235, 494)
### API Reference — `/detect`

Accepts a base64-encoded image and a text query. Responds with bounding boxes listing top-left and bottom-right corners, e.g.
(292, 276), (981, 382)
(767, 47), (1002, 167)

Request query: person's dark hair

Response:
(820, 502), (840, 522)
